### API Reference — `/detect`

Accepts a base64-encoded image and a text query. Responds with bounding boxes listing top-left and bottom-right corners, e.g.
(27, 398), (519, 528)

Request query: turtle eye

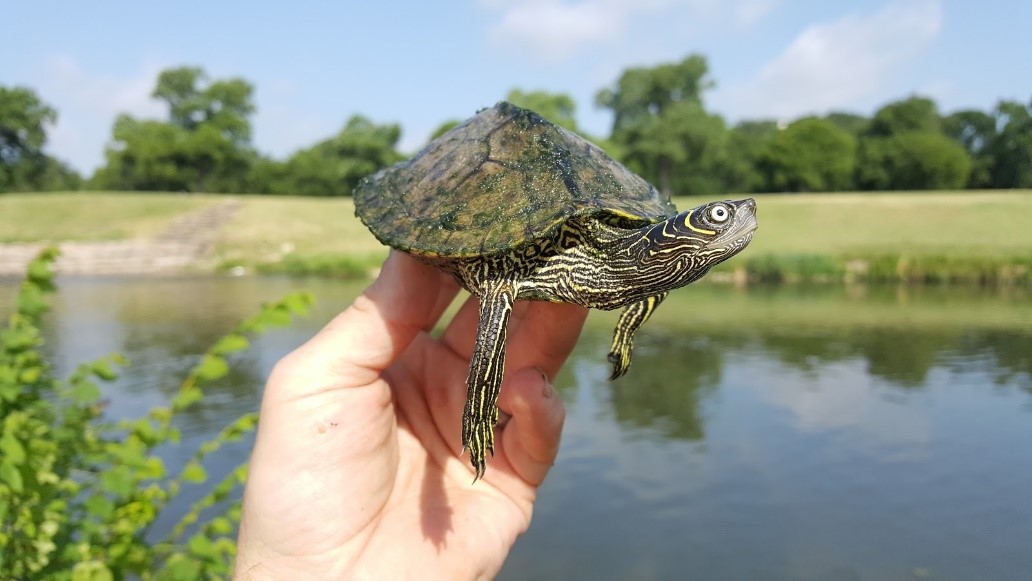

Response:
(709, 205), (730, 223)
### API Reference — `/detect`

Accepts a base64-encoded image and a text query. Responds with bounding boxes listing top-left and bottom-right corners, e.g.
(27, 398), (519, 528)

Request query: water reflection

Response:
(1, 277), (1030, 579)
(605, 332), (722, 440)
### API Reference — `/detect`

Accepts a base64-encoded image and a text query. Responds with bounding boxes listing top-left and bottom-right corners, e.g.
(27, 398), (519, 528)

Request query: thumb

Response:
(272, 251), (460, 393)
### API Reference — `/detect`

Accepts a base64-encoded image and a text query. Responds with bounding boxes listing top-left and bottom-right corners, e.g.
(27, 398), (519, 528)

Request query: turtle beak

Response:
(739, 198), (757, 215)
(709, 198), (758, 248)
(735, 198), (758, 234)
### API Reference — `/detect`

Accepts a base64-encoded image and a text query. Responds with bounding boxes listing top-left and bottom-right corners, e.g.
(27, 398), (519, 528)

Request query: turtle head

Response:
(640, 198), (757, 281)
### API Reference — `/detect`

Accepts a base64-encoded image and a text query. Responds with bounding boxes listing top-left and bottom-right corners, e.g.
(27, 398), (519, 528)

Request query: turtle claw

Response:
(607, 348), (631, 380)
(463, 416), (496, 482)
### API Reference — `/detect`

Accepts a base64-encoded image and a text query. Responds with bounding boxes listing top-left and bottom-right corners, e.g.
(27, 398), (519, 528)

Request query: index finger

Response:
(505, 300), (589, 380)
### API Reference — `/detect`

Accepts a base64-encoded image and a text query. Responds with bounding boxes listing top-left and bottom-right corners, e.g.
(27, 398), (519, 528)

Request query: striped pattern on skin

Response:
(607, 292), (668, 380)
(460, 278), (517, 481)
(440, 198), (757, 480)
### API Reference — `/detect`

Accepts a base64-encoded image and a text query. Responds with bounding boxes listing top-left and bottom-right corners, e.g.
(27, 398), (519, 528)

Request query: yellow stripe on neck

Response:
(685, 210), (716, 235)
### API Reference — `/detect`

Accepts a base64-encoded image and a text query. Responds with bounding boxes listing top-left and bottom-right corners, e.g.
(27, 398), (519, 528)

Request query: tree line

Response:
(2, 55), (1031, 197)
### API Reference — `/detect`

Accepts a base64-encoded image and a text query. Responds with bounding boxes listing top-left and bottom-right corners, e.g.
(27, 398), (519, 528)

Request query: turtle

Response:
(354, 101), (757, 480)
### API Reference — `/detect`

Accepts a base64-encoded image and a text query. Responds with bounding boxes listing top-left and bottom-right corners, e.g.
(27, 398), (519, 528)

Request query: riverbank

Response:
(1, 190), (1029, 284)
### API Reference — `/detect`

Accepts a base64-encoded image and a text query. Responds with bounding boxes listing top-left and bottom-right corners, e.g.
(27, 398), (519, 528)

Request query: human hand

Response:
(235, 251), (588, 579)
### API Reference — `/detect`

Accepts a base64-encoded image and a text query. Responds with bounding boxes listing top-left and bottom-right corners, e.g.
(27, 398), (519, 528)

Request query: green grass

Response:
(678, 191), (1032, 258)
(2, 190), (1030, 282)
(0, 191), (219, 242)
(211, 196), (387, 270)
(678, 191), (1032, 285)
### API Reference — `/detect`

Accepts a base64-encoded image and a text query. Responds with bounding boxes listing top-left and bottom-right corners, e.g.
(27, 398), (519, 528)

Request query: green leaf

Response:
(188, 533), (218, 559)
(195, 354), (229, 382)
(161, 553), (202, 580)
(91, 359), (119, 381)
(71, 561), (114, 581)
(143, 456), (166, 479)
(149, 406), (172, 424)
(208, 516), (233, 535)
(172, 387), (203, 412)
(181, 461), (207, 484)
(100, 466), (134, 498)
(27, 248), (58, 285)
(40, 519), (59, 537)
(16, 284), (50, 319)
(72, 379), (102, 405)
(0, 365), (18, 385)
(0, 460), (24, 493)
(0, 384), (19, 402)
(131, 417), (157, 442)
(282, 291), (314, 316)
(19, 365), (42, 383)
(0, 435), (26, 464)
(256, 305), (292, 327)
(210, 333), (249, 356)
(85, 494), (115, 519)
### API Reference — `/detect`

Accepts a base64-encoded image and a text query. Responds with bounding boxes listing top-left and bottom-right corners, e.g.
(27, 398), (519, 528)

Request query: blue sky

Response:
(2, 0), (1029, 174)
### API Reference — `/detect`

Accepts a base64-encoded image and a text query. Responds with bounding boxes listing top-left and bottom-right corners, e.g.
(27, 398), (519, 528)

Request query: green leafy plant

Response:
(0, 248), (313, 579)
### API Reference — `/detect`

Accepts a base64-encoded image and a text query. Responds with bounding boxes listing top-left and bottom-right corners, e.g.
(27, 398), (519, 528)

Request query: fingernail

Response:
(538, 368), (553, 398)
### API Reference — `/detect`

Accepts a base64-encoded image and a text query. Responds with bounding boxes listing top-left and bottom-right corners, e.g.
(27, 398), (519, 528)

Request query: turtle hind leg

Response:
(607, 293), (668, 380)
(462, 279), (516, 481)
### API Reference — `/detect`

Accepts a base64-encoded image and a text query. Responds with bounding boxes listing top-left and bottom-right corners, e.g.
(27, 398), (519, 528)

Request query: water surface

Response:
(1, 277), (1029, 580)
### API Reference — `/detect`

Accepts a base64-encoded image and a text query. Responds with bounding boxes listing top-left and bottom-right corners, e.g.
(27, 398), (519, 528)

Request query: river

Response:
(1, 276), (1030, 579)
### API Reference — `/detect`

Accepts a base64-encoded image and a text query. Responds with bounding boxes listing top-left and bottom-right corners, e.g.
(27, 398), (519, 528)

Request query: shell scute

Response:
(355, 101), (675, 257)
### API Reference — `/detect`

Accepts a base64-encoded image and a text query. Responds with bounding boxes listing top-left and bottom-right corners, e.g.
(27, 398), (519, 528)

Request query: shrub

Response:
(0, 248), (312, 579)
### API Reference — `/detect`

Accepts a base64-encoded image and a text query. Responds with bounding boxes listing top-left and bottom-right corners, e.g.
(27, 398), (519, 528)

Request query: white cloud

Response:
(735, 0), (777, 29)
(720, 0), (943, 120)
(34, 57), (334, 172)
(484, 0), (687, 62)
(36, 55), (166, 174)
(743, 359), (933, 458)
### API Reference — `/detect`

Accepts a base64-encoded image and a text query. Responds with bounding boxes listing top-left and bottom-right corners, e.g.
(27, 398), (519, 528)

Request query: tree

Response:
(32, 156), (82, 191)
(0, 86), (79, 192)
(428, 119), (461, 142)
(824, 111), (869, 136)
(943, 109), (997, 188)
(758, 117), (857, 192)
(856, 96), (972, 190)
(596, 54), (713, 135)
(726, 120), (778, 193)
(987, 99), (1032, 188)
(619, 100), (729, 196)
(506, 89), (578, 132)
(260, 115), (403, 196)
(856, 132), (971, 190)
(93, 66), (256, 193)
(867, 96), (941, 136)
(596, 54), (726, 196)
(152, 67), (254, 144)
(91, 116), (194, 192)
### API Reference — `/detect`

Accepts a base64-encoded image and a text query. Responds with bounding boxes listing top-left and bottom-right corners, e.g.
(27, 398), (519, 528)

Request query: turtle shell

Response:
(354, 101), (676, 258)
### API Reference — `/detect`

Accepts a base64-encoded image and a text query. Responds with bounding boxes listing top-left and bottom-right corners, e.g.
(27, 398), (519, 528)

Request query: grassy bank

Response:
(210, 196), (387, 276)
(2, 190), (1030, 283)
(0, 191), (219, 242)
(689, 191), (1032, 285)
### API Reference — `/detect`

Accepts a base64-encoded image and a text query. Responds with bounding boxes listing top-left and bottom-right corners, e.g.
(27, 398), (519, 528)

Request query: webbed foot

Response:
(607, 293), (668, 381)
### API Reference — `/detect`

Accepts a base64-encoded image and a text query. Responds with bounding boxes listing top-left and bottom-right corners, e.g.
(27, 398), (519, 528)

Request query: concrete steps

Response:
(0, 200), (240, 276)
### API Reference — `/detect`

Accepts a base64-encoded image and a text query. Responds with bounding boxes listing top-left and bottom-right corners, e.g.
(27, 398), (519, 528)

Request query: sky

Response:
(2, 0), (1029, 175)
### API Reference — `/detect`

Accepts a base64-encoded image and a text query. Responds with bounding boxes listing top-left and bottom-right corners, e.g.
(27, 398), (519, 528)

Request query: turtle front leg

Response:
(462, 279), (517, 481)
(607, 292), (668, 380)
